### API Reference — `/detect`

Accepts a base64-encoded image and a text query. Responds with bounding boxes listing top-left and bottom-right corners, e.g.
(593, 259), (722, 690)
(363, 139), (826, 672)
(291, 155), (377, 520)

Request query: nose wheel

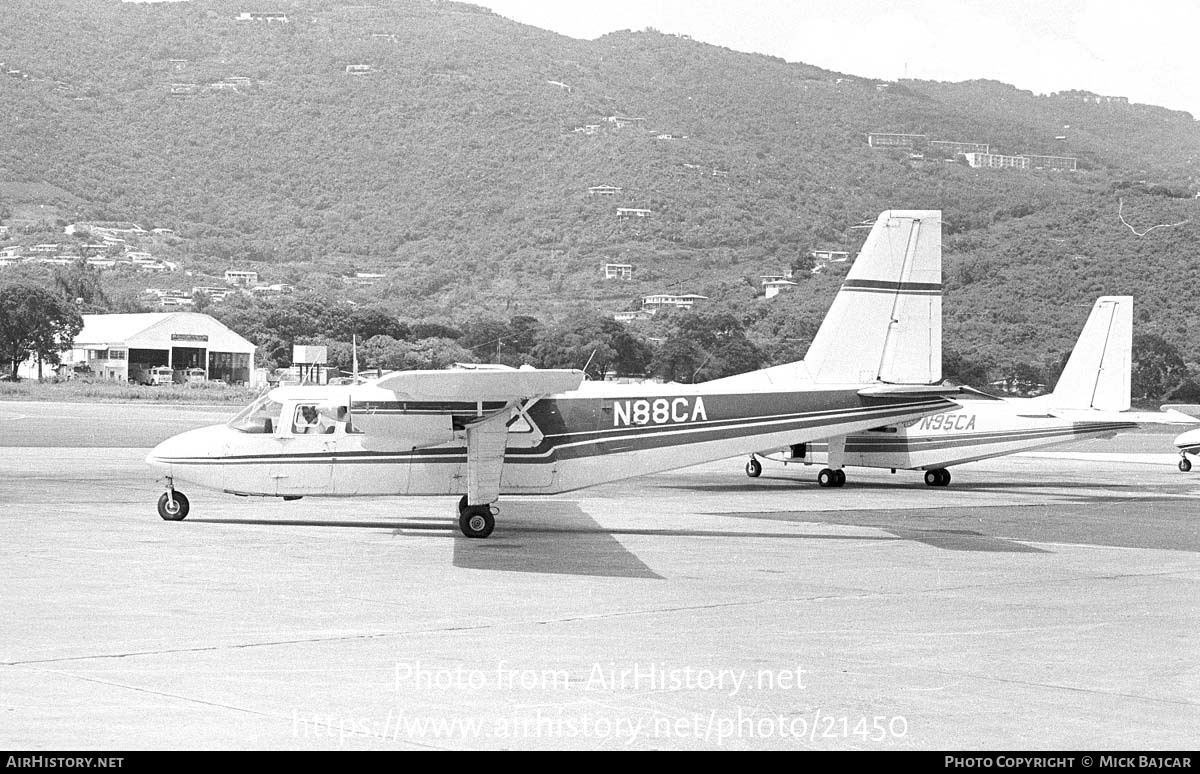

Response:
(745, 456), (762, 478)
(157, 489), (190, 520)
(1180, 456), (1192, 473)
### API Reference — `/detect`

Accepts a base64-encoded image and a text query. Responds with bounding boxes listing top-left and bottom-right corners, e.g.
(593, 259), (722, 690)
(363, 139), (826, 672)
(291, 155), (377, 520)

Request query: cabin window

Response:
(228, 396), (283, 434)
(866, 426), (898, 434)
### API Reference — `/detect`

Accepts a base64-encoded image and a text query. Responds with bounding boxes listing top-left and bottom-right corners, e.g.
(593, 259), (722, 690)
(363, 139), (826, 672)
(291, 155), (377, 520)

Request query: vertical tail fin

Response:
(803, 210), (942, 385)
(1049, 296), (1132, 411)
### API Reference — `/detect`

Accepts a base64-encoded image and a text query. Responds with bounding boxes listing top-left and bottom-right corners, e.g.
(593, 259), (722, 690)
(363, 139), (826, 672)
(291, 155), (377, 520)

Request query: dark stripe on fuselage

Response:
(155, 392), (954, 467)
(835, 422), (1136, 455)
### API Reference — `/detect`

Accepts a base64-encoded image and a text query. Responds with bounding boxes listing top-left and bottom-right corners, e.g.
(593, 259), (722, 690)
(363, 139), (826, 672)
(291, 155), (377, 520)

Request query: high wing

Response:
(372, 367), (584, 402)
(344, 367), (584, 521)
(344, 367), (584, 450)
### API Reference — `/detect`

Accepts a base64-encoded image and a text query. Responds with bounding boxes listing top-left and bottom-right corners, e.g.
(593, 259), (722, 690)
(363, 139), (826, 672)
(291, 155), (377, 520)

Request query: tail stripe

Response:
(841, 279), (942, 294)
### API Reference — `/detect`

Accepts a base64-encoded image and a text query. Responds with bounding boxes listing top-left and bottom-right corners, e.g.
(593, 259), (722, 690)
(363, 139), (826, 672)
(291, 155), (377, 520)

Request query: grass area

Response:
(0, 379), (262, 404)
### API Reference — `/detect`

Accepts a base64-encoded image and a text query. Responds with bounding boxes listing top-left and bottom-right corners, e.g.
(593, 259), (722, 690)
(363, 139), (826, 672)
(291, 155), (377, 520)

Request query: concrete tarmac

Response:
(1, 401), (1198, 749)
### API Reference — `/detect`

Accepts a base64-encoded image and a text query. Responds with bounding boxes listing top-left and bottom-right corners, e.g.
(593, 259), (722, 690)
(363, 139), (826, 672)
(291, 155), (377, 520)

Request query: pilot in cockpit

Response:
(294, 405), (334, 434)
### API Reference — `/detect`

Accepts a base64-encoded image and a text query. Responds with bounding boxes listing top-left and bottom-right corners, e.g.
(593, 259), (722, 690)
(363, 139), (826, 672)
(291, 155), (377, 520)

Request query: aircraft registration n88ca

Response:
(147, 210), (960, 538)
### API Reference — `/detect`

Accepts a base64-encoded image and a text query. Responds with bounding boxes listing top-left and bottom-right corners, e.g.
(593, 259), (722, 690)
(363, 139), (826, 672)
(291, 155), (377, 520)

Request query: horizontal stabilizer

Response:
(1161, 404), (1200, 420)
(1048, 408), (1198, 425)
(857, 384), (965, 398)
(374, 368), (584, 401)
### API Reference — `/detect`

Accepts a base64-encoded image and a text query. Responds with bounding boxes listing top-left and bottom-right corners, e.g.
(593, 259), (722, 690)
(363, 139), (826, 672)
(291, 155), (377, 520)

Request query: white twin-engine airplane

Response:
(147, 209), (961, 538)
(744, 295), (1196, 487)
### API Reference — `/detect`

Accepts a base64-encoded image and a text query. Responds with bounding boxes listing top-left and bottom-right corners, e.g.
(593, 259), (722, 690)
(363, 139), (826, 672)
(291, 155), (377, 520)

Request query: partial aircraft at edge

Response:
(744, 295), (1196, 487)
(1172, 426), (1200, 472)
(147, 210), (960, 538)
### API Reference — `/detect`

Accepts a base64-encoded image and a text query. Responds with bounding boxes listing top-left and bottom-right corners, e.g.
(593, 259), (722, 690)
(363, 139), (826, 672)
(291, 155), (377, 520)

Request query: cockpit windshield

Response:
(228, 394), (283, 434)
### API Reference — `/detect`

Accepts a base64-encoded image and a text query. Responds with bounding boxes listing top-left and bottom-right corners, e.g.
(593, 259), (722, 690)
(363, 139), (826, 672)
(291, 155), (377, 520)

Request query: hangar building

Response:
(65, 312), (256, 384)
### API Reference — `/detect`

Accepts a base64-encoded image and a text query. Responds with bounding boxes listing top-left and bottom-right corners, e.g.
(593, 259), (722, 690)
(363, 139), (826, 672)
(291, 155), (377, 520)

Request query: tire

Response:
(745, 458), (762, 478)
(924, 470), (940, 487)
(1180, 458), (1192, 473)
(833, 469), (846, 487)
(458, 494), (469, 514)
(157, 491), (190, 521)
(939, 469), (952, 487)
(817, 469), (836, 488)
(459, 506), (495, 539)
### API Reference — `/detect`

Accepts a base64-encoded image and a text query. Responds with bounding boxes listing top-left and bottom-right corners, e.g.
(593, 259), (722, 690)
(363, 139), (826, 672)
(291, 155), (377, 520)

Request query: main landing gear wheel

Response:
(817, 468), (846, 488)
(157, 491), (190, 521)
(459, 506), (495, 539)
(924, 468), (952, 487)
(745, 457), (762, 478)
(1180, 457), (1192, 473)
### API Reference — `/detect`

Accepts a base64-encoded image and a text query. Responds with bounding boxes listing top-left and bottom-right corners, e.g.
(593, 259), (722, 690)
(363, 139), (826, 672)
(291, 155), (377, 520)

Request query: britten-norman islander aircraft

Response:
(743, 295), (1196, 487)
(147, 209), (960, 538)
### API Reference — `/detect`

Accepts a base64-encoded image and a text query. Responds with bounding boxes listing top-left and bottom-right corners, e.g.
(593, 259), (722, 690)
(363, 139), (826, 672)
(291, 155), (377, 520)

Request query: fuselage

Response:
(773, 395), (1136, 471)
(146, 381), (956, 498)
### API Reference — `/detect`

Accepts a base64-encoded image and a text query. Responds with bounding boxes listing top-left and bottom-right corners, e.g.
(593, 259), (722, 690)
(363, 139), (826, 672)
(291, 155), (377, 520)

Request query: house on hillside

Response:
(642, 293), (707, 310)
(604, 263), (633, 280)
(235, 12), (290, 23)
(603, 116), (644, 129)
(617, 208), (652, 219)
(928, 140), (990, 155)
(224, 270), (258, 286)
(867, 132), (926, 149)
(1021, 154), (1077, 171)
(588, 185), (622, 198)
(762, 279), (798, 299)
(963, 152), (1030, 170)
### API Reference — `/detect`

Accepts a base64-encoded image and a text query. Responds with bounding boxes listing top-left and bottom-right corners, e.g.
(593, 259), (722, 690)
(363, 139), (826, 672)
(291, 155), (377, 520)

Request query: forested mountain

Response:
(2, 0), (1199, 380)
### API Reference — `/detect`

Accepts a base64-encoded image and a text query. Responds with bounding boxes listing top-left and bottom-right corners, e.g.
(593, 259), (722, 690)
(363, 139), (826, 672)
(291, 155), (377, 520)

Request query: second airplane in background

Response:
(745, 296), (1196, 487)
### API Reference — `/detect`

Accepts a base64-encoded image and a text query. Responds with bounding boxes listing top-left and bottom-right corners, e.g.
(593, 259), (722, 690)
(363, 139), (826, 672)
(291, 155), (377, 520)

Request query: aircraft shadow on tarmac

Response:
(710, 509), (1050, 553)
(191, 504), (665, 579)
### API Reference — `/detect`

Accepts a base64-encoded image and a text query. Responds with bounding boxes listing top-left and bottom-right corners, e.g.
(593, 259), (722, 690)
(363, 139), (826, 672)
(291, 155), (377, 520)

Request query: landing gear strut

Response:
(457, 495), (495, 539)
(157, 480), (190, 521)
(923, 468), (952, 487)
(817, 468), (846, 487)
(745, 456), (762, 478)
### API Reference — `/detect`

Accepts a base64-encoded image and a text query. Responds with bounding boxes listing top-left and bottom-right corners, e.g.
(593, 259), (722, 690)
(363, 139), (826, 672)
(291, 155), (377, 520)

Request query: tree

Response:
(651, 312), (763, 383)
(943, 349), (992, 389)
(52, 260), (109, 313)
(0, 283), (84, 379)
(1132, 334), (1190, 402)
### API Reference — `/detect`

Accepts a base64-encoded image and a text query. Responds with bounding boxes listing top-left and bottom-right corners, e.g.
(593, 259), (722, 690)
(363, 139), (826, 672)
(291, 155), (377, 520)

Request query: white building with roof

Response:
(42, 312), (256, 384)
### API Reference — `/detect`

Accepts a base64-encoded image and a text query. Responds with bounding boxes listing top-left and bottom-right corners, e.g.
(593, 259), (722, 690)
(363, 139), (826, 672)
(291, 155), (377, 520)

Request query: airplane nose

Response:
(1175, 428), (1200, 449)
(146, 425), (230, 469)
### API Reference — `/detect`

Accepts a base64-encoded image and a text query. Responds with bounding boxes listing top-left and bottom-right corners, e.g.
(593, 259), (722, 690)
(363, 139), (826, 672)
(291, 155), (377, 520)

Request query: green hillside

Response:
(2, 0), (1199, 380)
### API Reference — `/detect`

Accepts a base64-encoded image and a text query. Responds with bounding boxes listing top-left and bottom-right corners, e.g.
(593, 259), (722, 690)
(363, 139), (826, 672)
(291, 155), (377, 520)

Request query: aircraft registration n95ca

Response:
(744, 295), (1197, 487)
(146, 209), (961, 538)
